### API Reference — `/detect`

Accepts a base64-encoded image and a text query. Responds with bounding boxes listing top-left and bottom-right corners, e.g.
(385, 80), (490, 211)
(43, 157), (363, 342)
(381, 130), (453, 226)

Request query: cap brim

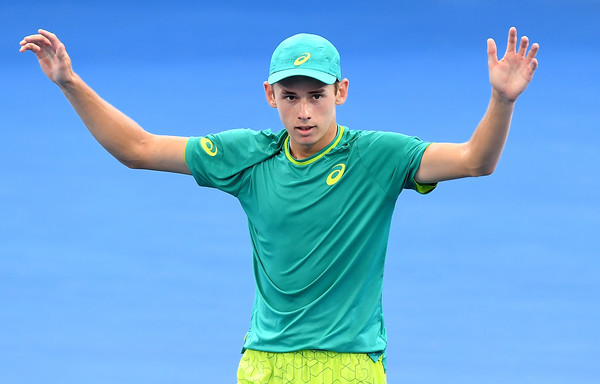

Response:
(268, 68), (338, 85)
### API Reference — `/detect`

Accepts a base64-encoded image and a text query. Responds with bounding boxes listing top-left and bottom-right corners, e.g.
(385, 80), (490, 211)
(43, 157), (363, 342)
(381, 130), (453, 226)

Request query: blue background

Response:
(1, 0), (599, 383)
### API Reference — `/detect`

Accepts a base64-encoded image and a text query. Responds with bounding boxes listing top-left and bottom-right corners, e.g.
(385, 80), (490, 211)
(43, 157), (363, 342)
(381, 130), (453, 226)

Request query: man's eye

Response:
(284, 95), (295, 101)
(313, 94), (322, 100)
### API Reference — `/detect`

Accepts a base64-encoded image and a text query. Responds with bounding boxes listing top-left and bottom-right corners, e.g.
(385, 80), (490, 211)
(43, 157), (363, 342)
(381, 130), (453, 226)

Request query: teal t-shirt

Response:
(185, 126), (434, 364)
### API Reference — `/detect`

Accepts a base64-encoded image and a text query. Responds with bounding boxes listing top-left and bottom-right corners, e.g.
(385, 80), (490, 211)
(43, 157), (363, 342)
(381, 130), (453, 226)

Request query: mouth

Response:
(295, 125), (316, 134)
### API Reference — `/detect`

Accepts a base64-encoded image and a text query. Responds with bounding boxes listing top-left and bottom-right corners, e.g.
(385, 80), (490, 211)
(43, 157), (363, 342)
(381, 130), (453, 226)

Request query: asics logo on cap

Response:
(294, 52), (311, 66)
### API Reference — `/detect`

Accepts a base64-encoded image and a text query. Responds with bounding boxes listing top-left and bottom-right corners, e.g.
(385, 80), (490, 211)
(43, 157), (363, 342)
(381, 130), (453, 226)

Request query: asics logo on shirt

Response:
(294, 53), (311, 66)
(200, 137), (218, 156)
(326, 163), (345, 185)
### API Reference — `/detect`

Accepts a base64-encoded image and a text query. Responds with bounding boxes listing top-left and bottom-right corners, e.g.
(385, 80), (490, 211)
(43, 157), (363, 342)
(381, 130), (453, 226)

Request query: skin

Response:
(264, 76), (349, 160)
(19, 27), (539, 183)
(19, 29), (190, 174)
(415, 27), (539, 183)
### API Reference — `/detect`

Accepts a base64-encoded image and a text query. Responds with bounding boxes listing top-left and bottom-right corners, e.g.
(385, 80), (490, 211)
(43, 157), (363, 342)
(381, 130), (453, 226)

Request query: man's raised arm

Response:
(20, 29), (190, 174)
(415, 27), (539, 184)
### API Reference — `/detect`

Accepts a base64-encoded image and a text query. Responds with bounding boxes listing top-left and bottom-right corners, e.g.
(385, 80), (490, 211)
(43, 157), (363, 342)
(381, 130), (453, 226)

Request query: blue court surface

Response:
(1, 1), (599, 383)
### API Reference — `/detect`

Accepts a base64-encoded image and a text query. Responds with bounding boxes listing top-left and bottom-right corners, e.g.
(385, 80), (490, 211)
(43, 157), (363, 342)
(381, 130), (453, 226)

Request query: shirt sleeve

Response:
(185, 129), (283, 196)
(356, 131), (437, 197)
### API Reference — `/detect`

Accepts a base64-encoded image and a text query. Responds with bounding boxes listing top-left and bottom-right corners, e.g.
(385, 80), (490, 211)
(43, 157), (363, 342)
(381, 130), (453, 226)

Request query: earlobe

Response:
(264, 81), (278, 109)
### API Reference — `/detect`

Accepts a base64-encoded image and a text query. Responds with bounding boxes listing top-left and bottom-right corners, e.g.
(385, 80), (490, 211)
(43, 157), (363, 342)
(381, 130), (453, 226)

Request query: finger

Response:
(20, 34), (52, 48)
(18, 42), (42, 54)
(526, 42), (539, 74)
(38, 29), (61, 51)
(518, 36), (529, 57)
(487, 38), (498, 67)
(506, 26), (517, 54)
(55, 42), (68, 60)
(530, 58), (539, 73)
(526, 42), (540, 62)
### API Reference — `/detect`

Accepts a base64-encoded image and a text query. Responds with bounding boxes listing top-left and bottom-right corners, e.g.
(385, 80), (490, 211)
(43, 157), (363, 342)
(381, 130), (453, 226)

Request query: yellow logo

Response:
(326, 163), (345, 186)
(294, 52), (311, 66)
(200, 137), (217, 156)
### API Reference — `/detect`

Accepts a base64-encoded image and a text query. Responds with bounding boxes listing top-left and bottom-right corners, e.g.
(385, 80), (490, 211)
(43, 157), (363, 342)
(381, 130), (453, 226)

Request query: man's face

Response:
(264, 76), (348, 160)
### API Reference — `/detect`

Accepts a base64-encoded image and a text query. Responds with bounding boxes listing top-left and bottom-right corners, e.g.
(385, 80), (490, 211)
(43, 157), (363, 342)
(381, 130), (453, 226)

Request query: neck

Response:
(289, 124), (339, 160)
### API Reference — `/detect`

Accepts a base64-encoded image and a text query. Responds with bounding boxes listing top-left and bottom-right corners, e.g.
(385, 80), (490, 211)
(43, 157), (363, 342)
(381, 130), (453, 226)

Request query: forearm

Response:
(58, 74), (150, 168)
(465, 89), (516, 176)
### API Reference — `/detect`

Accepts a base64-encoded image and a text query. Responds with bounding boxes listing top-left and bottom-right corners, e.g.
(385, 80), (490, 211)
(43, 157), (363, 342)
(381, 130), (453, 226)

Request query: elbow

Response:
(121, 158), (145, 169)
(463, 148), (498, 177)
(474, 168), (495, 177)
(119, 149), (150, 169)
(114, 140), (151, 170)
(470, 163), (496, 177)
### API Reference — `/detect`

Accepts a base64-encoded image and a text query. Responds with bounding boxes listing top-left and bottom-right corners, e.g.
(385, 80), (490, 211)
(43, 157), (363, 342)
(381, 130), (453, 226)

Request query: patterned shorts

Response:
(237, 349), (387, 384)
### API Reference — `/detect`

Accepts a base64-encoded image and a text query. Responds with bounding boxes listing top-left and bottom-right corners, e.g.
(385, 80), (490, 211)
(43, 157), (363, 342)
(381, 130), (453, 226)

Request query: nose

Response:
(298, 100), (310, 120)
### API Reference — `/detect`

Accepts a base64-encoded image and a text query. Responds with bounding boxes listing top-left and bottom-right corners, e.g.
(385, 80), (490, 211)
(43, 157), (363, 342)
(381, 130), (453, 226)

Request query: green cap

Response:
(268, 33), (341, 85)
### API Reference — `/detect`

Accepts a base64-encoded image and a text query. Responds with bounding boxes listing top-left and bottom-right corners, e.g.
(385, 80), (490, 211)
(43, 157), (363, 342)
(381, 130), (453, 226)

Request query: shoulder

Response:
(349, 129), (426, 153)
(188, 128), (286, 155)
(185, 128), (287, 194)
(348, 128), (431, 172)
(203, 128), (284, 146)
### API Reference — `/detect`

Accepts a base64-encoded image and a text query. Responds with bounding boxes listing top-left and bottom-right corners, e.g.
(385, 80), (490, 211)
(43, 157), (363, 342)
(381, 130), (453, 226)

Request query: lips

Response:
(295, 125), (315, 135)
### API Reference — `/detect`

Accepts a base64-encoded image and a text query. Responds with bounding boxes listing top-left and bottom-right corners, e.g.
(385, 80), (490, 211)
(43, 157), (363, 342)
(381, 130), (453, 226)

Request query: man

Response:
(20, 28), (538, 383)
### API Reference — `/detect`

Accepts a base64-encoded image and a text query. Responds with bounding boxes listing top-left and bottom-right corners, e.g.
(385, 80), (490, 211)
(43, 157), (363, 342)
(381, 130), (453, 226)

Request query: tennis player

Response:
(20, 27), (538, 383)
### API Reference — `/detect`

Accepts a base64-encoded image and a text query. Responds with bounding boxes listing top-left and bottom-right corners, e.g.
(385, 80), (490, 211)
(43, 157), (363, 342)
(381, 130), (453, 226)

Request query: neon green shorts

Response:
(237, 349), (387, 384)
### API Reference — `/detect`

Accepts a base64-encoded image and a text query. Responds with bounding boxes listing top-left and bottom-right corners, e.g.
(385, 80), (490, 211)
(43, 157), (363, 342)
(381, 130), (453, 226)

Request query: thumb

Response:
(56, 42), (67, 59)
(487, 38), (498, 68)
(55, 42), (73, 69)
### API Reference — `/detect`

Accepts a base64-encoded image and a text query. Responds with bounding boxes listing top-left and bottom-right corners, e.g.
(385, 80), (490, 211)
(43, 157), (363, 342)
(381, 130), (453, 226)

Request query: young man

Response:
(20, 28), (538, 383)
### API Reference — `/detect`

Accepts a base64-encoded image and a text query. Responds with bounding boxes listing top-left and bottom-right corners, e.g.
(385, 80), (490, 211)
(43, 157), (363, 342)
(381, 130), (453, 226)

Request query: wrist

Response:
(57, 72), (79, 91)
(491, 88), (517, 105)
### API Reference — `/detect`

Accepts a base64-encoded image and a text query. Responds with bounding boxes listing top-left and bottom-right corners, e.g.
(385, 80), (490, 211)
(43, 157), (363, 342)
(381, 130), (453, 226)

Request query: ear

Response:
(264, 81), (278, 109)
(335, 78), (349, 106)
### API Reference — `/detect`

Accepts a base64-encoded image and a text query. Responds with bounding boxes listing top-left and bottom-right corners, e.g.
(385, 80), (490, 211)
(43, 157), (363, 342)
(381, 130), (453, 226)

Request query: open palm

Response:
(488, 27), (539, 102)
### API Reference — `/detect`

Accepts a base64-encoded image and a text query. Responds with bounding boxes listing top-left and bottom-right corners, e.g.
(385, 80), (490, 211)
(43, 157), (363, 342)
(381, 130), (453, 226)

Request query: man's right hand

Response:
(20, 29), (74, 86)
(19, 29), (191, 175)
